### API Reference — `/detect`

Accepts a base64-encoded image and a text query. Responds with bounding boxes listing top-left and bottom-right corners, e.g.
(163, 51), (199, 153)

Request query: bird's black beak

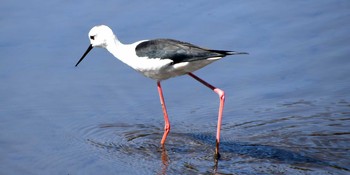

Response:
(75, 44), (93, 67)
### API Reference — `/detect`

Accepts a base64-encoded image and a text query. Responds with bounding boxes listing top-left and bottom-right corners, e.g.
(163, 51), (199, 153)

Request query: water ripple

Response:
(58, 98), (350, 174)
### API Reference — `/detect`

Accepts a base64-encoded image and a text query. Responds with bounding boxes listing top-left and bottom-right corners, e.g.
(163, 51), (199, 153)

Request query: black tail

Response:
(209, 50), (249, 56)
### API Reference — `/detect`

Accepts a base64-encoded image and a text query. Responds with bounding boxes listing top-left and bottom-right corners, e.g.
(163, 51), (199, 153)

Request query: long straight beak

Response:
(75, 44), (93, 67)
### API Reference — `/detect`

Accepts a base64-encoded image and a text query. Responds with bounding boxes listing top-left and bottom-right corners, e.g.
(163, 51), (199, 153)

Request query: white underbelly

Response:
(136, 59), (218, 81)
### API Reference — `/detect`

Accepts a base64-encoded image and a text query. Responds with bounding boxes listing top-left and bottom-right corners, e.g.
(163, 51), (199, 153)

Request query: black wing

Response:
(135, 39), (233, 64)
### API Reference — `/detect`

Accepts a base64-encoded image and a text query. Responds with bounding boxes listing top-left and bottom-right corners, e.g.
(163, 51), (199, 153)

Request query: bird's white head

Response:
(88, 25), (115, 48)
(75, 25), (116, 67)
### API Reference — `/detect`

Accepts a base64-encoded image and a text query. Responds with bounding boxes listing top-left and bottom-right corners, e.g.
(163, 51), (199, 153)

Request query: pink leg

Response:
(157, 81), (171, 145)
(188, 73), (225, 158)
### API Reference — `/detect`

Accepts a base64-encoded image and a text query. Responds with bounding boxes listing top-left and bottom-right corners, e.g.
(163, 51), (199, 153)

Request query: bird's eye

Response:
(90, 36), (95, 40)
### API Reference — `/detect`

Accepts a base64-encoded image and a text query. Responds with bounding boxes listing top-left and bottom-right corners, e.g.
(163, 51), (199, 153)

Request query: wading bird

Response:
(75, 25), (247, 158)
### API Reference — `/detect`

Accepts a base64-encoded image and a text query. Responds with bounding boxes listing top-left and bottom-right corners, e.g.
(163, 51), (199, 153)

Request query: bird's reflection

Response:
(157, 145), (169, 175)
(213, 156), (219, 174)
(158, 145), (220, 175)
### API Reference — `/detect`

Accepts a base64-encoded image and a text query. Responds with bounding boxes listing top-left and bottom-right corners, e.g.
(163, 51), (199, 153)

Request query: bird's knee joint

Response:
(164, 125), (171, 132)
(214, 88), (225, 101)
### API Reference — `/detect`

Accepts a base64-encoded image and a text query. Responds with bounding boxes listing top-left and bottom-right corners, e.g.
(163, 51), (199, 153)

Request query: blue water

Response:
(1, 1), (349, 174)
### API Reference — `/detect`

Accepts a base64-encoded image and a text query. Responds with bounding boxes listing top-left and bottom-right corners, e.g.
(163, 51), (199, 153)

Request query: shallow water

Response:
(1, 1), (350, 174)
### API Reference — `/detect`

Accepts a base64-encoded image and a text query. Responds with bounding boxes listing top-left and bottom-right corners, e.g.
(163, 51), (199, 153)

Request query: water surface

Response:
(1, 1), (349, 174)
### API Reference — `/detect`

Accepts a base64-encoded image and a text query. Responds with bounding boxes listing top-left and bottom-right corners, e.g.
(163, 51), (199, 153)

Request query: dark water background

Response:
(1, 1), (349, 174)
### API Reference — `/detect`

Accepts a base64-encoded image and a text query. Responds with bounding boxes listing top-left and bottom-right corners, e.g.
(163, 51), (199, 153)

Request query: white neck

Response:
(105, 35), (121, 56)
(103, 36), (154, 73)
(105, 36), (134, 67)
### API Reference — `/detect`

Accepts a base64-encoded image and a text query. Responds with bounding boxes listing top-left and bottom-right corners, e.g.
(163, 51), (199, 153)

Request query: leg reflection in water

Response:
(158, 145), (169, 175)
(157, 144), (220, 175)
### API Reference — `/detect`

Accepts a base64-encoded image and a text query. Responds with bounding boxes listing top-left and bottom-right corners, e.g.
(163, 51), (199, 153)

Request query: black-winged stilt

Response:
(75, 25), (247, 158)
